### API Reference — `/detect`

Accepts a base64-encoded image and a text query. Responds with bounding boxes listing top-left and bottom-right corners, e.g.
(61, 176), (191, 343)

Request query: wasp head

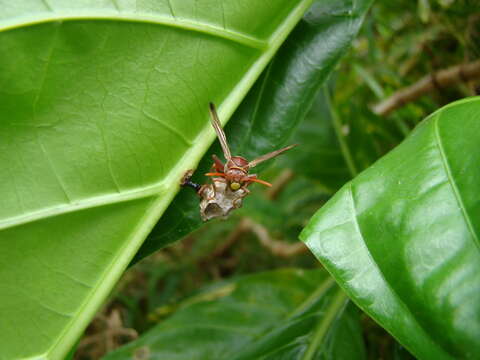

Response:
(225, 156), (249, 190)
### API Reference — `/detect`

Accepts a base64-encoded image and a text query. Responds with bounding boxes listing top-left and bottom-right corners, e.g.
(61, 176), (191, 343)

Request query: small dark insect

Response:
(182, 103), (296, 221)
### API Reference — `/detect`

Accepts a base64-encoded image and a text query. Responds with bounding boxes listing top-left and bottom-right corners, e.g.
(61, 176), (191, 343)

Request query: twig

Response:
(249, 170), (307, 257)
(266, 169), (294, 200)
(372, 60), (480, 116)
(77, 309), (137, 358)
(208, 169), (303, 260)
(326, 88), (358, 177)
(209, 218), (250, 258)
(244, 218), (307, 257)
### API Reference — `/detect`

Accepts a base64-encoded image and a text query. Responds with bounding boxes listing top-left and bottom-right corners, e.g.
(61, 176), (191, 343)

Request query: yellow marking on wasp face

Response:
(230, 182), (241, 190)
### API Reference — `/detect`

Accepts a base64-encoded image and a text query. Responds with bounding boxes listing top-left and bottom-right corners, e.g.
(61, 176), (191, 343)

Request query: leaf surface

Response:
(0, 1), (313, 358)
(103, 269), (365, 360)
(301, 97), (480, 359)
(281, 89), (349, 191)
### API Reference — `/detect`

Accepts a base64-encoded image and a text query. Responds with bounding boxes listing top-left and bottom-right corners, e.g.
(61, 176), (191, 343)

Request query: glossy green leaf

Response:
(103, 269), (365, 360)
(280, 82), (400, 193)
(281, 89), (349, 191)
(136, 0), (374, 261)
(0, 1), (313, 358)
(301, 97), (480, 359)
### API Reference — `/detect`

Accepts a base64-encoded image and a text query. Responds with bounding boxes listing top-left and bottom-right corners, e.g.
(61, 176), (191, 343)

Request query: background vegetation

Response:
(73, 1), (480, 359)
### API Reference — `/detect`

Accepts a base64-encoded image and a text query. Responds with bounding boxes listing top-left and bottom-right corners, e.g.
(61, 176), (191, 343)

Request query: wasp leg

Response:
(183, 179), (201, 192)
(231, 185), (250, 209)
(239, 185), (250, 196)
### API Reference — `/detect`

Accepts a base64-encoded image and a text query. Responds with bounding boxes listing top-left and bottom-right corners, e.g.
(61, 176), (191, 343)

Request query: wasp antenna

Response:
(248, 144), (298, 168)
(209, 103), (232, 161)
(205, 172), (226, 177)
(247, 178), (272, 187)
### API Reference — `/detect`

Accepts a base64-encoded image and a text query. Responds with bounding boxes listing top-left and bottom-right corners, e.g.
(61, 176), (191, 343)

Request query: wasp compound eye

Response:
(230, 182), (241, 191)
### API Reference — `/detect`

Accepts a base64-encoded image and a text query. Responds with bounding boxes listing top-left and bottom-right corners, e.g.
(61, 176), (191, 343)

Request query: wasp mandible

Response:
(182, 103), (296, 221)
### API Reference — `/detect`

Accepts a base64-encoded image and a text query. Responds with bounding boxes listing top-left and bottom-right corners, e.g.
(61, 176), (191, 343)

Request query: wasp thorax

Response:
(225, 156), (249, 172)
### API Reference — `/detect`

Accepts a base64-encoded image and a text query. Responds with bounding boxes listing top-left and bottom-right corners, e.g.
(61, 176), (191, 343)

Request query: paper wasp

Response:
(182, 103), (296, 221)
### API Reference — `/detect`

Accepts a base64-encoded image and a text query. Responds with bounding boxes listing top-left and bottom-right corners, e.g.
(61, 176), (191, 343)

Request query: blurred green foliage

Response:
(75, 1), (479, 359)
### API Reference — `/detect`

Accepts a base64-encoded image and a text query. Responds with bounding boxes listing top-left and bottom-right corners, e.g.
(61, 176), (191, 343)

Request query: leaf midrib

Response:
(301, 289), (347, 360)
(433, 110), (480, 251)
(0, 10), (267, 49)
(229, 276), (336, 360)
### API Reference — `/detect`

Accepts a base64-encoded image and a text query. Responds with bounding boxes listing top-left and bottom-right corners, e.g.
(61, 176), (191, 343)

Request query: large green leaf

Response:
(103, 269), (365, 360)
(0, 1), (314, 358)
(136, 0), (374, 261)
(301, 97), (480, 359)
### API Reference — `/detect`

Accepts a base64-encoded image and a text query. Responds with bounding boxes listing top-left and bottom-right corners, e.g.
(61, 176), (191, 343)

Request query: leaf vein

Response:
(347, 183), (448, 355)
(0, 12), (267, 50)
(0, 183), (165, 231)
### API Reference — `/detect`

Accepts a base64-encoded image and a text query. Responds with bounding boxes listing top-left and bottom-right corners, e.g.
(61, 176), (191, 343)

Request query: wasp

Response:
(182, 103), (296, 221)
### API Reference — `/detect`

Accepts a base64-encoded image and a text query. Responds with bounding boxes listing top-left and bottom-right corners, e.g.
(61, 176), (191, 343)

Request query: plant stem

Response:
(302, 290), (348, 360)
(325, 88), (359, 178)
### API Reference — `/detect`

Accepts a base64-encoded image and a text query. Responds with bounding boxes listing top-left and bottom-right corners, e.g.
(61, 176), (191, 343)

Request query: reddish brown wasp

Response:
(182, 103), (296, 221)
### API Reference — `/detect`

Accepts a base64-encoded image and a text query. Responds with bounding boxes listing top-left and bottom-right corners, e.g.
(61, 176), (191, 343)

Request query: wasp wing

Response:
(248, 144), (297, 168)
(209, 102), (231, 161)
